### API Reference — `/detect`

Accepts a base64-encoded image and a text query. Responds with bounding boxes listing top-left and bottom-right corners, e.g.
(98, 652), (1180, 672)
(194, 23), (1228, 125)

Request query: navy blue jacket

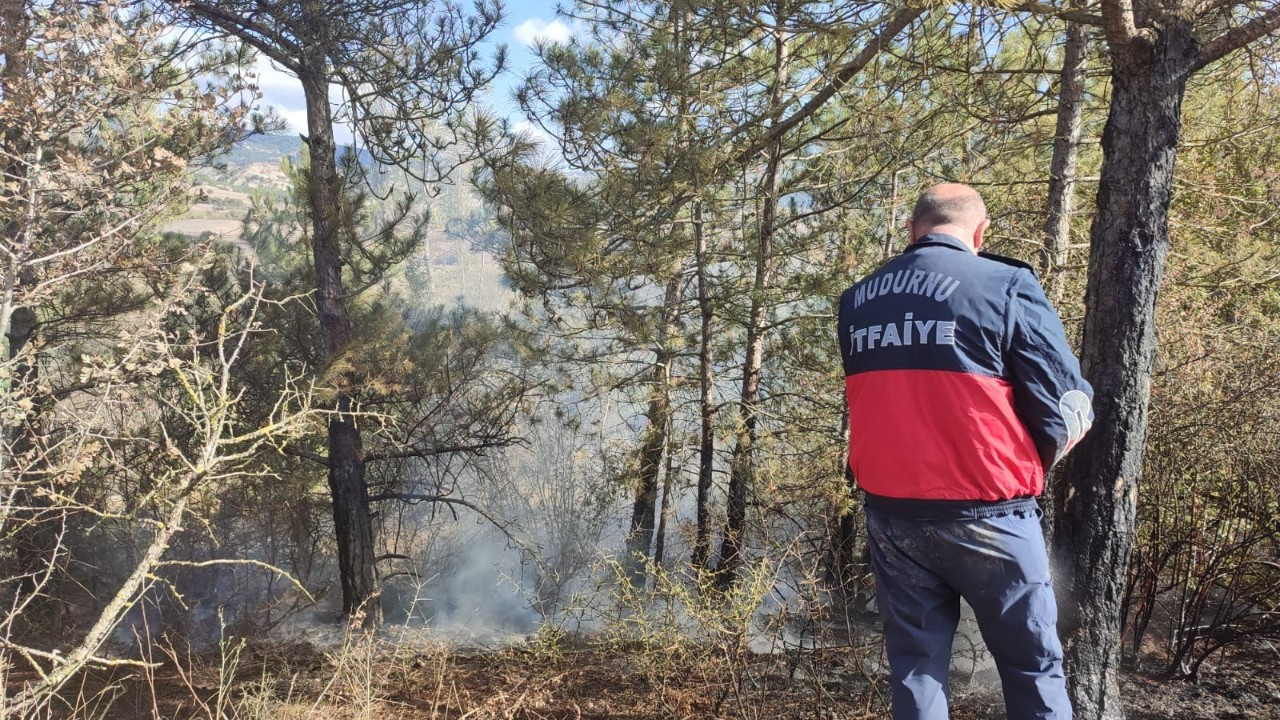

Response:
(838, 233), (1094, 501)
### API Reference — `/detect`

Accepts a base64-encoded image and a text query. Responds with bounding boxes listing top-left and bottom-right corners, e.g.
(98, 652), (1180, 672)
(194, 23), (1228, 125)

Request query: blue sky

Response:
(252, 0), (566, 144)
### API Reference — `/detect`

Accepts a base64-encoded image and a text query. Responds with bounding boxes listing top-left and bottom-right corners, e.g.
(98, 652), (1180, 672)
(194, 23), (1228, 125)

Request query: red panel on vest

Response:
(845, 369), (1044, 501)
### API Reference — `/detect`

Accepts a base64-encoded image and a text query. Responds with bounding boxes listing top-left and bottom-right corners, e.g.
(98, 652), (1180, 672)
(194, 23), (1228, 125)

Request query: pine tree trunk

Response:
(652, 432), (678, 568)
(1042, 21), (1091, 544)
(301, 67), (380, 626)
(1041, 21), (1091, 303)
(623, 270), (682, 587)
(1054, 24), (1196, 720)
(692, 200), (716, 571)
(718, 142), (781, 590)
(828, 402), (860, 591)
(717, 25), (788, 590)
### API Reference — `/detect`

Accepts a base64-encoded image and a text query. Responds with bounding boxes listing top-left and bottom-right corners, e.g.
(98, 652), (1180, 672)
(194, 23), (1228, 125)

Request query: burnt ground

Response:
(27, 637), (1280, 719)
(953, 644), (1280, 720)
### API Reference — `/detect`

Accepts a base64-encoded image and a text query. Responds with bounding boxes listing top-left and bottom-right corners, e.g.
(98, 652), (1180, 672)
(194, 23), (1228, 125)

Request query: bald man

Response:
(837, 184), (1093, 720)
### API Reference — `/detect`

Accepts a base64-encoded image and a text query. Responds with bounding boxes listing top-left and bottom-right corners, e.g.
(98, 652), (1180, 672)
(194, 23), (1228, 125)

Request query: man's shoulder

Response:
(977, 251), (1038, 278)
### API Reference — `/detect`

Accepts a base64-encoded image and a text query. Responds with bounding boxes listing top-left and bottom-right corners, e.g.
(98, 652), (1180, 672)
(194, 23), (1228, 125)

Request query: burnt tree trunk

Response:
(691, 200), (716, 572)
(300, 66), (380, 625)
(623, 270), (682, 587)
(1054, 24), (1196, 720)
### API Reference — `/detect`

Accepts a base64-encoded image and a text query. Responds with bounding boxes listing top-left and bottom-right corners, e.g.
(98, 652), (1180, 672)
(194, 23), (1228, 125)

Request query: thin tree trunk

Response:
(1041, 21), (1091, 303)
(717, 144), (779, 590)
(0, 0), (29, 490)
(300, 65), (379, 625)
(691, 200), (716, 571)
(829, 401), (858, 590)
(1043, 21), (1091, 545)
(623, 270), (682, 587)
(717, 23), (788, 591)
(0, 1), (50, 606)
(652, 428), (678, 568)
(882, 170), (900, 261)
(1054, 24), (1196, 720)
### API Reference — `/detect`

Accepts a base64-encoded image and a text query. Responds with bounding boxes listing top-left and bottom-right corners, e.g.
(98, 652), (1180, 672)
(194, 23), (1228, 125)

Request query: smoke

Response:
(385, 519), (543, 643)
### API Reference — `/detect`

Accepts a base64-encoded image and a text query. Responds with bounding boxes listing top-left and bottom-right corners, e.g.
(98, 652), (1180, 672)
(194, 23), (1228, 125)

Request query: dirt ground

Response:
(35, 637), (1279, 719)
(952, 644), (1280, 720)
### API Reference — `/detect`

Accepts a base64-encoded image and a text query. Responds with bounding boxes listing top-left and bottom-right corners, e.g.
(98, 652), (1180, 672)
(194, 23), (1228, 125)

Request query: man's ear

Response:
(973, 217), (991, 251)
(906, 219), (917, 243)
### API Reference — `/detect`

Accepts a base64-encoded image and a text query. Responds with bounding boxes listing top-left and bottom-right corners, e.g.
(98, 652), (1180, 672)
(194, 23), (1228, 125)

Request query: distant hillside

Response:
(170, 135), (510, 312)
(193, 136), (292, 195)
(221, 134), (303, 167)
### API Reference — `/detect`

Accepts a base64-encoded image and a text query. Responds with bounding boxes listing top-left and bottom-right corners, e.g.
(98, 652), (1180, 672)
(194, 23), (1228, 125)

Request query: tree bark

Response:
(717, 147), (778, 587)
(716, 166), (774, 589)
(717, 24), (788, 590)
(1043, 21), (1091, 545)
(300, 66), (379, 625)
(717, 146), (780, 590)
(652, 429), (678, 568)
(1054, 23), (1197, 720)
(691, 200), (716, 572)
(1041, 21), (1091, 303)
(828, 401), (861, 591)
(623, 270), (682, 587)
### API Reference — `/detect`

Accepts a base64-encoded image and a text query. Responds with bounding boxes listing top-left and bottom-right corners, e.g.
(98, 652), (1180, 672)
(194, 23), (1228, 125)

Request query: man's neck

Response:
(914, 226), (976, 252)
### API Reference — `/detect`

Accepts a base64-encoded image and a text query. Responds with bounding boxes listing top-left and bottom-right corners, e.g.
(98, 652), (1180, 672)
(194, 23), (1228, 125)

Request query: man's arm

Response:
(1005, 270), (1094, 469)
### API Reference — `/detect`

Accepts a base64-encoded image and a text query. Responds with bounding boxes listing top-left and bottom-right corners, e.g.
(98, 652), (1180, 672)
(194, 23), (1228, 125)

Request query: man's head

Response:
(907, 183), (990, 252)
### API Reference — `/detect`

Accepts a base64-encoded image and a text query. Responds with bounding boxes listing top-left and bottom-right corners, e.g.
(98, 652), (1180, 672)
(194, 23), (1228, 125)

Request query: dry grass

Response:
(13, 631), (1280, 719)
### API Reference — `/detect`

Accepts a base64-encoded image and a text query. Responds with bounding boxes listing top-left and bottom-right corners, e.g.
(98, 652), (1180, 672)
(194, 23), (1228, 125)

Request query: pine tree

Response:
(180, 0), (503, 624)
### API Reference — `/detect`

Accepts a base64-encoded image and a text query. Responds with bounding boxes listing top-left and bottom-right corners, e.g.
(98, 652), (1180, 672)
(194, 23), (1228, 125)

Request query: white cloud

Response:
(513, 18), (573, 47)
(248, 56), (353, 144)
(513, 120), (555, 148)
(274, 107), (310, 137)
(250, 56), (301, 95)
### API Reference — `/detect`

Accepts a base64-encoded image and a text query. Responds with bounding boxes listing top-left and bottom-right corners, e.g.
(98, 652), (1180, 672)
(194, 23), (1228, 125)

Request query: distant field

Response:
(167, 137), (511, 311)
(194, 185), (251, 202)
(166, 182), (511, 312)
(165, 217), (242, 241)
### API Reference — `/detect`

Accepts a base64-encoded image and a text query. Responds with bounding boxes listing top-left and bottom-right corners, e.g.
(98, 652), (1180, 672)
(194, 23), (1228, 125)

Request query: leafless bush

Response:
(0, 272), (322, 715)
(1127, 292), (1280, 679)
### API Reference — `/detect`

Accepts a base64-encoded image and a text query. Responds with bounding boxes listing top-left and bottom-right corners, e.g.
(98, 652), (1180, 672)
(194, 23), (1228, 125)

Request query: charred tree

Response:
(298, 62), (379, 622)
(1056, 26), (1193, 715)
(1052, 2), (1280, 715)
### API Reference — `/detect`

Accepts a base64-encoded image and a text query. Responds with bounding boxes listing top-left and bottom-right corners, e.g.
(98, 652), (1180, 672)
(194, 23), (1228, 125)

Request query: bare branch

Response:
(1011, 1), (1105, 25)
(730, 7), (924, 164)
(1195, 2), (1280, 70)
